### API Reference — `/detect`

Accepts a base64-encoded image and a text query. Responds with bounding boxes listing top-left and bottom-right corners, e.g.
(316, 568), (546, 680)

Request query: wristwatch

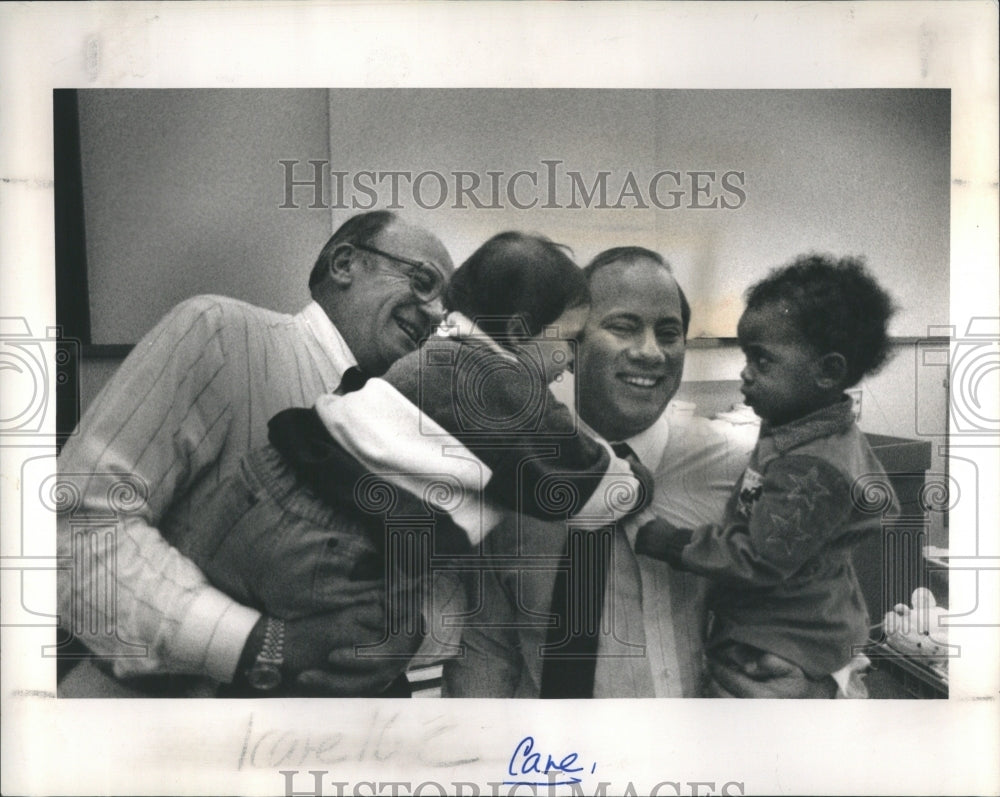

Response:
(246, 616), (285, 691)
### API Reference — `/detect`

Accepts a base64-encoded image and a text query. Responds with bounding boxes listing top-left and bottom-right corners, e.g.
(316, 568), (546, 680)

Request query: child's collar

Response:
(435, 311), (513, 358)
(760, 394), (854, 452)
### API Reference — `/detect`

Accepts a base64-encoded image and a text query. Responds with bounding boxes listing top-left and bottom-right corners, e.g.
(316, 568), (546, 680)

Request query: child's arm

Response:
(481, 399), (652, 524)
(270, 339), (647, 548)
(636, 454), (853, 587)
(391, 335), (651, 523)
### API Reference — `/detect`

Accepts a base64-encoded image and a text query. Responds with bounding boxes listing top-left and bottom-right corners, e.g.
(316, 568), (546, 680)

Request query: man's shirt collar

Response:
(623, 411), (671, 473)
(297, 301), (358, 388)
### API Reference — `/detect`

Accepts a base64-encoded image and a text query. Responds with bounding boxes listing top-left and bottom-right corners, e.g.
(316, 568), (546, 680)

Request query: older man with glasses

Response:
(57, 210), (454, 697)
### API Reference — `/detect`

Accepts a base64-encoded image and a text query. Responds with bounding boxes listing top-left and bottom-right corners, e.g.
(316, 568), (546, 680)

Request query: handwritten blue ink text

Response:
(505, 735), (595, 787)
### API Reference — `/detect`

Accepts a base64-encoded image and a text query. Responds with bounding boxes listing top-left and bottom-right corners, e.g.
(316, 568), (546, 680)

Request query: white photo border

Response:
(1, 3), (997, 796)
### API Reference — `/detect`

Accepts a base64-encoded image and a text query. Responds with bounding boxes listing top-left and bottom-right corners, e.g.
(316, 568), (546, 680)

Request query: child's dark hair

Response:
(444, 231), (589, 343)
(745, 253), (897, 386)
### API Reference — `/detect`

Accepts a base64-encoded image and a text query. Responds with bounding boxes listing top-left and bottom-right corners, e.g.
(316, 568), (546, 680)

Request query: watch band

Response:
(246, 616), (285, 691)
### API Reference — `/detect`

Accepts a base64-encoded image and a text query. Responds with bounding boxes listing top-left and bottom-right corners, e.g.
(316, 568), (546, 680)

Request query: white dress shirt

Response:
(442, 408), (755, 698)
(593, 411), (755, 696)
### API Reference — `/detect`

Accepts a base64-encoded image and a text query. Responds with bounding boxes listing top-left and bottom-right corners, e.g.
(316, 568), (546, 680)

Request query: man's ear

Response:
(326, 243), (356, 289)
(814, 352), (848, 390)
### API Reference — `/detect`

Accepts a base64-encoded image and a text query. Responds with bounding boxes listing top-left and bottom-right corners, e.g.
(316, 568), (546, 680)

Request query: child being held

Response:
(635, 254), (898, 696)
(271, 231), (650, 543)
(188, 232), (650, 694)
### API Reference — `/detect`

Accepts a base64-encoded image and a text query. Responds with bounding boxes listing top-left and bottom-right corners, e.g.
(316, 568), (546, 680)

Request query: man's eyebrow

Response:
(600, 311), (638, 322)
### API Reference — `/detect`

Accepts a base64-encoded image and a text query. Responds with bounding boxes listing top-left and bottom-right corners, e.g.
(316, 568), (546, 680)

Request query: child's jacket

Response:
(643, 397), (897, 677)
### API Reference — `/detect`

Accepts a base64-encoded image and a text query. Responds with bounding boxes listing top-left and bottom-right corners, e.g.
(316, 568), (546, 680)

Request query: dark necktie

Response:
(338, 366), (369, 394)
(539, 442), (635, 698)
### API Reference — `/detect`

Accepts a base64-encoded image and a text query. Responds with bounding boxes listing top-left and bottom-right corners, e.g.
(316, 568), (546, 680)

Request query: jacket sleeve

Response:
(481, 400), (645, 524)
(343, 340), (646, 526)
(268, 407), (472, 557)
(665, 455), (853, 587)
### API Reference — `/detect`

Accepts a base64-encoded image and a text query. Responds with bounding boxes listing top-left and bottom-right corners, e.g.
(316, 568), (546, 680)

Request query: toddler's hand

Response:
(634, 517), (692, 565)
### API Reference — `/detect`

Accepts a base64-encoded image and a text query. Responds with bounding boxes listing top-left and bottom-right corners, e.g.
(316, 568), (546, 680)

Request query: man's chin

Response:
(623, 389), (671, 416)
(595, 403), (667, 441)
(628, 406), (666, 432)
(368, 341), (414, 376)
(382, 344), (414, 370)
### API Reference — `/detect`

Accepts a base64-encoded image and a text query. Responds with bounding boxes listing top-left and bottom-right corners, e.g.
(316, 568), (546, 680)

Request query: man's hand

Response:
(288, 608), (417, 696)
(238, 600), (421, 696)
(704, 643), (837, 699)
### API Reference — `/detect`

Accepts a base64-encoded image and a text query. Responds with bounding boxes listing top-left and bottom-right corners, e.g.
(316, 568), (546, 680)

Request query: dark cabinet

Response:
(854, 434), (936, 619)
(855, 434), (948, 698)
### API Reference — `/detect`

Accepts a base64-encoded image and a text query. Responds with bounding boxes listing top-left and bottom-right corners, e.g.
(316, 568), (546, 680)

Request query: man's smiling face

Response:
(347, 221), (453, 375)
(576, 258), (686, 442)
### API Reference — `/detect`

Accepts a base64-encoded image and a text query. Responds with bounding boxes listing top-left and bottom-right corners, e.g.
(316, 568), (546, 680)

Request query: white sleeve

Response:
(314, 383), (503, 544)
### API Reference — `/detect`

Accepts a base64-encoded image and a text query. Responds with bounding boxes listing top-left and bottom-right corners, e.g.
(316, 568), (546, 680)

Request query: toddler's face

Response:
(528, 304), (590, 383)
(737, 302), (826, 426)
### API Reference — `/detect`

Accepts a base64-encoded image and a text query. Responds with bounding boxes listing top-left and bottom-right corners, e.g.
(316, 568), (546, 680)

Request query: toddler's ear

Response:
(814, 352), (848, 390)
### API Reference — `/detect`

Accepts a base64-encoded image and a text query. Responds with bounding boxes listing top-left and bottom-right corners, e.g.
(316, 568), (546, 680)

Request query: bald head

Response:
(311, 213), (454, 375)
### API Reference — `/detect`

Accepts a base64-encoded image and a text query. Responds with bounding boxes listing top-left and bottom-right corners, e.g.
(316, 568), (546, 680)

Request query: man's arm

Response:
(57, 298), (258, 681)
(233, 604), (422, 696)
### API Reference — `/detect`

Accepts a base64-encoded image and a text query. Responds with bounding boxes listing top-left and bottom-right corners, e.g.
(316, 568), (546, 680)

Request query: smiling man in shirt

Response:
(57, 209), (454, 697)
(443, 246), (838, 698)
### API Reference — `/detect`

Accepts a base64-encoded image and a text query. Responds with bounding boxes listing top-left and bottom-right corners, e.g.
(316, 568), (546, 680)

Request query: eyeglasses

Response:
(353, 243), (445, 303)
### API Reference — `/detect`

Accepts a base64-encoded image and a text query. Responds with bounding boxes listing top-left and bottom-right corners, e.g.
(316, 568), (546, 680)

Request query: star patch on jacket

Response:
(736, 467), (764, 519)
